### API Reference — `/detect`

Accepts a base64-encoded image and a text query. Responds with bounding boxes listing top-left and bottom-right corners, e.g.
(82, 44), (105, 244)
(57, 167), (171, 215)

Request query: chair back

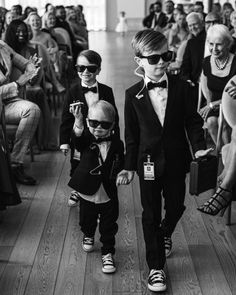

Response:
(54, 27), (72, 56)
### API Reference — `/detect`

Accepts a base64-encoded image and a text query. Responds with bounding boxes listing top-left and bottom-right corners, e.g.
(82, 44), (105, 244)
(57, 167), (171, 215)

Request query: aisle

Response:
(0, 31), (235, 295)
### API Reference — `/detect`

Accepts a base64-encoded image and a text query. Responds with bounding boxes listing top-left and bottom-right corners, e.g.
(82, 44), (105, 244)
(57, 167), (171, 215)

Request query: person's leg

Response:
(206, 116), (218, 145)
(161, 174), (186, 237)
(79, 198), (98, 238)
(198, 126), (236, 215)
(5, 99), (40, 165)
(99, 196), (119, 255)
(139, 177), (165, 270)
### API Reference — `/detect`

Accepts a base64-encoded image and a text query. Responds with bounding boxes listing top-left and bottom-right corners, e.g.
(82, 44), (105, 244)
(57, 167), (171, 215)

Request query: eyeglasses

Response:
(205, 20), (219, 25)
(87, 119), (113, 130)
(138, 51), (174, 65)
(76, 65), (98, 73)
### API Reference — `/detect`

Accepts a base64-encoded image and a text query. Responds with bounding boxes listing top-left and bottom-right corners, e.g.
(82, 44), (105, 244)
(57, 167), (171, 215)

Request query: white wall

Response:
(107, 0), (145, 31)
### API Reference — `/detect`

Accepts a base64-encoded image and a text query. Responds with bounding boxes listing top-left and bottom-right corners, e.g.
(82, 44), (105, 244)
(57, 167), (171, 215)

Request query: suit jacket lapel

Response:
(163, 74), (175, 129)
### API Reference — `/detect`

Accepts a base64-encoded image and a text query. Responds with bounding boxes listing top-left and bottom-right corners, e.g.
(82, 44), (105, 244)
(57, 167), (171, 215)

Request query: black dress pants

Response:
(139, 173), (186, 270)
(79, 196), (119, 255)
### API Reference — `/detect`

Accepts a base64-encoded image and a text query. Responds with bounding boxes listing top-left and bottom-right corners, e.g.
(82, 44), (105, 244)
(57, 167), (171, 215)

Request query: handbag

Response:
(189, 154), (218, 196)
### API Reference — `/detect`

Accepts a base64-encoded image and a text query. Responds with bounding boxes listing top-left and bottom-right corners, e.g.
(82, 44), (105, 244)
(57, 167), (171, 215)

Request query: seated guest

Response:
(5, 19), (54, 151)
(55, 5), (83, 63)
(0, 40), (40, 185)
(180, 12), (206, 110)
(41, 3), (56, 29)
(222, 2), (234, 30)
(168, 11), (189, 52)
(198, 75), (236, 216)
(26, 12), (65, 89)
(66, 7), (88, 50)
(199, 24), (235, 145)
(193, 1), (206, 20)
(142, 1), (167, 31)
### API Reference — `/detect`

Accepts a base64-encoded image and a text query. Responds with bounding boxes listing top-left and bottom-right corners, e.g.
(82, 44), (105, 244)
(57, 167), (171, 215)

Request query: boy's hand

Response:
(195, 147), (214, 159)
(116, 170), (135, 186)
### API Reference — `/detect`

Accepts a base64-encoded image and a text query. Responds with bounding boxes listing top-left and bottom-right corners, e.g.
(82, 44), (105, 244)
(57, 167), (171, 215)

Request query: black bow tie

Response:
(147, 80), (167, 90)
(94, 136), (112, 144)
(82, 86), (97, 94)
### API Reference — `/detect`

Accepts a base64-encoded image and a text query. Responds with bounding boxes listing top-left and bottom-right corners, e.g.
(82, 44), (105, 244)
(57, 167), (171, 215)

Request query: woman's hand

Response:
(16, 67), (40, 86)
(225, 80), (236, 99)
(194, 147), (214, 159)
(199, 105), (211, 121)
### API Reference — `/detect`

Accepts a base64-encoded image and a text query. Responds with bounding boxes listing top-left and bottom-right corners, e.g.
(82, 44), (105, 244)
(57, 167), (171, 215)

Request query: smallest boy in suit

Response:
(68, 100), (126, 274)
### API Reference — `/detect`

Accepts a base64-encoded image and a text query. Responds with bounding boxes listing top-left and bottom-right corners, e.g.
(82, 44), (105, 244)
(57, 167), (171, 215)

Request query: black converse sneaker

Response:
(101, 253), (116, 273)
(148, 269), (167, 292)
(164, 236), (172, 257)
(82, 235), (94, 252)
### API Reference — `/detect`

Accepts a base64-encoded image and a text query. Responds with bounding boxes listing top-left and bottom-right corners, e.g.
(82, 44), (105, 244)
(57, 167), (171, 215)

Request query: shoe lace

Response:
(149, 270), (165, 283)
(102, 253), (113, 263)
(83, 237), (94, 245)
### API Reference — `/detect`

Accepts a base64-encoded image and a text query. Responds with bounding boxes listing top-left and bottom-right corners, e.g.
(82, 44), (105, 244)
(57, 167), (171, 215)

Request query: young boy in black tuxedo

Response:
(60, 50), (120, 206)
(68, 100), (125, 274)
(117, 29), (211, 292)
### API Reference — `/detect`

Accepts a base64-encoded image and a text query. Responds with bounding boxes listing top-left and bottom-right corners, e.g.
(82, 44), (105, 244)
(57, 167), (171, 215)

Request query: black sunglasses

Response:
(76, 65), (98, 73)
(139, 51), (173, 65)
(88, 119), (113, 130)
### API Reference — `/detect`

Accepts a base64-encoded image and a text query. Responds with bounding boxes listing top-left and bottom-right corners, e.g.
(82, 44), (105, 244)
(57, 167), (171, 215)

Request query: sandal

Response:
(197, 186), (232, 216)
(68, 191), (80, 207)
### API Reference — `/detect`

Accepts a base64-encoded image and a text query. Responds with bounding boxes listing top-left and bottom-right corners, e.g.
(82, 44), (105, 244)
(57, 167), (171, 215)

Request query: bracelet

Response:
(209, 102), (214, 109)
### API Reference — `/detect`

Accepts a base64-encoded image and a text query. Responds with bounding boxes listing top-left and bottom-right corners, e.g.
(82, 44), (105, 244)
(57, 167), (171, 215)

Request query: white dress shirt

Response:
(81, 81), (99, 107)
(145, 73), (168, 126)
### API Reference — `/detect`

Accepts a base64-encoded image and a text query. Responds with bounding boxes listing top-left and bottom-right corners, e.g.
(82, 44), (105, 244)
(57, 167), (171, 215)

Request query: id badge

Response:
(144, 155), (155, 180)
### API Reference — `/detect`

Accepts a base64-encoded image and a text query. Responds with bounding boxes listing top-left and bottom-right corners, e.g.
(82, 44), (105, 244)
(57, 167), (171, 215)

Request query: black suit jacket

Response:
(180, 30), (206, 84)
(68, 131), (124, 198)
(124, 74), (206, 178)
(143, 12), (167, 29)
(59, 80), (120, 147)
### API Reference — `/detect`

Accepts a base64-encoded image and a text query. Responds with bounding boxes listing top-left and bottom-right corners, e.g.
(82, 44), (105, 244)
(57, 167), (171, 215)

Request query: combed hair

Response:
(78, 50), (102, 67)
(207, 24), (233, 48)
(131, 29), (167, 57)
(88, 100), (116, 122)
(186, 12), (203, 23)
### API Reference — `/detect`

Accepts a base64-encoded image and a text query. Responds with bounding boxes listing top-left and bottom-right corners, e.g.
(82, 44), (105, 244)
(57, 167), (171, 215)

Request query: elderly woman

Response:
(199, 24), (236, 145)
(198, 76), (236, 216)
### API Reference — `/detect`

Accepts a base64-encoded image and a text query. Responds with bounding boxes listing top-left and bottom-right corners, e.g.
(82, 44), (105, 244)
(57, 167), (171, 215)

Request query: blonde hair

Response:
(88, 100), (116, 122)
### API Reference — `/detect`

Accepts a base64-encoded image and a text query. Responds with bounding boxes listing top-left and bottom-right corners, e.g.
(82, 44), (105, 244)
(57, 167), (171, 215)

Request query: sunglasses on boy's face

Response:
(139, 51), (173, 65)
(76, 65), (98, 73)
(87, 119), (113, 130)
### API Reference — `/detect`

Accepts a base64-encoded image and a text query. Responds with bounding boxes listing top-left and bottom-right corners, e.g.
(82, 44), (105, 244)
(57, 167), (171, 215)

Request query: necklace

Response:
(214, 55), (230, 70)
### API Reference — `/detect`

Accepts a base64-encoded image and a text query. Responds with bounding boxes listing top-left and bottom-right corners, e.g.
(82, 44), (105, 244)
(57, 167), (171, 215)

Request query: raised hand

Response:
(16, 67), (40, 87)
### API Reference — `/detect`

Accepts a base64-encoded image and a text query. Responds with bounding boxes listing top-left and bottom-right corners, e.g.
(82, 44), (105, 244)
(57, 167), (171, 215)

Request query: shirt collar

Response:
(144, 72), (168, 89)
(81, 81), (98, 88)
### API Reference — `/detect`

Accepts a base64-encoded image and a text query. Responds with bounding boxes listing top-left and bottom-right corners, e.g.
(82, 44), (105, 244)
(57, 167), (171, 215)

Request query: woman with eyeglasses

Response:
(59, 49), (120, 207)
(199, 24), (236, 146)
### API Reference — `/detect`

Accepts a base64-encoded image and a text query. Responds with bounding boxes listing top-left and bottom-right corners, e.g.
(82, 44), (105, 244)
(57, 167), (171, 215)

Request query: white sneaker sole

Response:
(102, 267), (116, 274)
(148, 283), (167, 292)
(82, 244), (94, 252)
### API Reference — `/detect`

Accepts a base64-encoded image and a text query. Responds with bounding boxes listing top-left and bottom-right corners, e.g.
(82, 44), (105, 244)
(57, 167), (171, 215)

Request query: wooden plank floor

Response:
(0, 31), (236, 295)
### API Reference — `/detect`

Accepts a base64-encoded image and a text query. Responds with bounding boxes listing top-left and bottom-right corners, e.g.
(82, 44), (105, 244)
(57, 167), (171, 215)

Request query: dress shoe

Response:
(11, 165), (37, 185)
